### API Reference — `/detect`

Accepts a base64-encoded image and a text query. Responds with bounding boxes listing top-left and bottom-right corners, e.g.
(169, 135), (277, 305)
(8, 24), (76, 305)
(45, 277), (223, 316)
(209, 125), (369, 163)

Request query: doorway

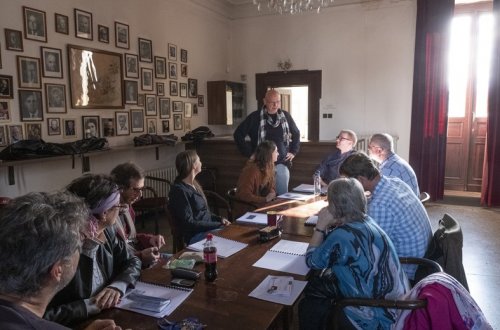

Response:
(444, 2), (492, 193)
(275, 86), (309, 140)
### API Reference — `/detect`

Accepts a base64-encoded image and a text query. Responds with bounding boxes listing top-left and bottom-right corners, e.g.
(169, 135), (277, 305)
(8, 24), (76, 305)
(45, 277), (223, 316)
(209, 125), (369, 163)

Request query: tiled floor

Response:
(138, 197), (500, 329)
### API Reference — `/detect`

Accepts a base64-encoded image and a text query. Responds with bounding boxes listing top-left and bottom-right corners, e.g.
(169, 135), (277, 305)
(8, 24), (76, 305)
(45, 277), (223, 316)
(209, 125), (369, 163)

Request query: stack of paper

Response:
(187, 235), (248, 258)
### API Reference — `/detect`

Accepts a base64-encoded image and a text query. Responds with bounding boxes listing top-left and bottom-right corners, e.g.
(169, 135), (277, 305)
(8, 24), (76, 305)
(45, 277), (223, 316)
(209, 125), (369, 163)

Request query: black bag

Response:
(68, 137), (109, 154)
(181, 126), (214, 142)
(304, 269), (340, 299)
(133, 134), (177, 146)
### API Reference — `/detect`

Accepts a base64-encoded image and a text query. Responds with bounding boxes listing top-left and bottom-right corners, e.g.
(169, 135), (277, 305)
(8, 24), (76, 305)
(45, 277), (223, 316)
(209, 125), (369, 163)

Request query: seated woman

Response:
(234, 140), (277, 217)
(299, 178), (409, 330)
(168, 150), (230, 244)
(45, 174), (141, 326)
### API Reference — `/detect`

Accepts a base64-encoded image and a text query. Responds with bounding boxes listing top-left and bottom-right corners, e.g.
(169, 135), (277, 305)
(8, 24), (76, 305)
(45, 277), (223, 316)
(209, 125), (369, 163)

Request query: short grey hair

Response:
(327, 177), (367, 224)
(0, 191), (87, 297)
(340, 129), (358, 145)
(369, 133), (394, 152)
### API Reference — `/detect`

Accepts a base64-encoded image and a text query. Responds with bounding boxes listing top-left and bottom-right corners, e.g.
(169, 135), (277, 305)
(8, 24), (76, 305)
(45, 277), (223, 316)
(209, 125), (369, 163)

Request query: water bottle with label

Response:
(314, 174), (321, 195)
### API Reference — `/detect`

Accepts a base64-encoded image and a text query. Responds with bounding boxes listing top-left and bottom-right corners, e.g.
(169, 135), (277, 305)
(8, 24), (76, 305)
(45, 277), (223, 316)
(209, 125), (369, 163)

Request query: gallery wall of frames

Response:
(0, 4), (207, 148)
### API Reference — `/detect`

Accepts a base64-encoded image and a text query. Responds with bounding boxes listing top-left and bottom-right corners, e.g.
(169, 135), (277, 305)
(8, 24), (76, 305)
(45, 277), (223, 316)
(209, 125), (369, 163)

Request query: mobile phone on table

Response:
(171, 278), (196, 288)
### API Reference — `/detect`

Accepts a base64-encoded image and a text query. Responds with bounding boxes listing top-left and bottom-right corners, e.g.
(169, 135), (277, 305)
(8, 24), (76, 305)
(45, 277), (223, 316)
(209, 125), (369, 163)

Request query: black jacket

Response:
(44, 226), (141, 326)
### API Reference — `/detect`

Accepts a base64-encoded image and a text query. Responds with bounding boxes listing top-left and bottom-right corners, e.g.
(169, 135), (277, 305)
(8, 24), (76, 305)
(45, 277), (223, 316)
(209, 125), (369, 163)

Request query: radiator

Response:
(143, 167), (177, 198)
(355, 134), (399, 154)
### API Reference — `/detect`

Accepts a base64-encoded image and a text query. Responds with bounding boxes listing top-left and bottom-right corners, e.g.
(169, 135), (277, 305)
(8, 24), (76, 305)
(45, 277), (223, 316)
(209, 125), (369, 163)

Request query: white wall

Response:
(228, 0), (416, 157)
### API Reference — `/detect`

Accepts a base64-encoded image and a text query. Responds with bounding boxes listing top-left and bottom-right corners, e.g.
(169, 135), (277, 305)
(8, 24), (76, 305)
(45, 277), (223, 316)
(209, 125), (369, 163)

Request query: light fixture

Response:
(252, 0), (334, 15)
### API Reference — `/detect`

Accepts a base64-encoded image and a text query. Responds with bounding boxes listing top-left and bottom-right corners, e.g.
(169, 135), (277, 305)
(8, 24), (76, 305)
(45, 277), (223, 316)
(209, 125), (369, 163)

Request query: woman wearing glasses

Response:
(313, 129), (357, 187)
(45, 174), (141, 326)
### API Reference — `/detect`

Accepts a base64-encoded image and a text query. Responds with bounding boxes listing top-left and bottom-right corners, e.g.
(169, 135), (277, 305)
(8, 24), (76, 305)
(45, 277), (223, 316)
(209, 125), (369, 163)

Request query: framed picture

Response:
(98, 25), (109, 43)
(115, 111), (130, 135)
(169, 81), (178, 96)
(168, 43), (177, 61)
(188, 79), (198, 98)
(41, 47), (63, 78)
(137, 93), (145, 106)
(0, 46), (2, 69)
(115, 22), (129, 49)
(23, 6), (47, 42)
(193, 104), (198, 116)
(55, 13), (69, 35)
(145, 94), (156, 116)
(198, 95), (205, 107)
(0, 75), (14, 99)
(154, 56), (167, 79)
(185, 118), (191, 131)
(146, 118), (157, 134)
(63, 119), (77, 138)
(45, 83), (67, 113)
(130, 109), (144, 133)
(156, 82), (165, 96)
(124, 80), (138, 104)
(168, 62), (177, 79)
(8, 124), (24, 144)
(74, 9), (92, 40)
(173, 114), (183, 130)
(159, 97), (170, 119)
(181, 64), (188, 77)
(68, 45), (123, 109)
(25, 123), (42, 140)
(179, 83), (187, 98)
(180, 49), (188, 63)
(0, 126), (7, 147)
(141, 68), (153, 91)
(124, 53), (138, 78)
(185, 102), (192, 118)
(82, 115), (100, 138)
(4, 29), (23, 51)
(47, 117), (61, 135)
(101, 118), (115, 137)
(0, 101), (11, 122)
(161, 120), (170, 133)
(19, 90), (43, 121)
(17, 56), (41, 89)
(173, 100), (183, 112)
(138, 38), (152, 63)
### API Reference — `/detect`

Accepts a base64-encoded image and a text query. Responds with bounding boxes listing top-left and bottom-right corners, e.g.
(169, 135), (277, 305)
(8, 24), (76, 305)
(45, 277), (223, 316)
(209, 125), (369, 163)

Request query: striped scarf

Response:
(258, 106), (291, 147)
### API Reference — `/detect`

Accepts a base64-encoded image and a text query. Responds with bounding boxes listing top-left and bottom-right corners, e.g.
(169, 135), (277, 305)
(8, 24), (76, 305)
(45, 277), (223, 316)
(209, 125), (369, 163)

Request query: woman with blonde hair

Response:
(234, 140), (277, 216)
(169, 150), (230, 244)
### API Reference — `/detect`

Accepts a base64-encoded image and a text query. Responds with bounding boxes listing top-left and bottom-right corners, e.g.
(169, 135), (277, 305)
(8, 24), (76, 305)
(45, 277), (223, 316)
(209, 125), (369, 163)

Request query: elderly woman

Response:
(234, 140), (278, 216)
(169, 150), (230, 244)
(299, 178), (409, 330)
(45, 174), (141, 326)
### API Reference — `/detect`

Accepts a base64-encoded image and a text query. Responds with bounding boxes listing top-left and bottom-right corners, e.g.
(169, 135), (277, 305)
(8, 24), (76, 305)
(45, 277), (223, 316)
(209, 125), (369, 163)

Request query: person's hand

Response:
(149, 235), (165, 248)
(141, 246), (160, 266)
(84, 319), (122, 330)
(249, 153), (256, 161)
(94, 287), (122, 309)
(266, 191), (277, 202)
(316, 207), (337, 230)
(284, 152), (295, 162)
(221, 218), (231, 226)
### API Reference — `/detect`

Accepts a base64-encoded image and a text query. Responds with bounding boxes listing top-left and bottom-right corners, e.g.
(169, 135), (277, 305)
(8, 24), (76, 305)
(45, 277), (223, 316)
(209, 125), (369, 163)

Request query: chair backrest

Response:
(226, 187), (259, 220)
(416, 213), (469, 291)
(419, 191), (431, 204)
(204, 190), (233, 222)
(164, 203), (185, 253)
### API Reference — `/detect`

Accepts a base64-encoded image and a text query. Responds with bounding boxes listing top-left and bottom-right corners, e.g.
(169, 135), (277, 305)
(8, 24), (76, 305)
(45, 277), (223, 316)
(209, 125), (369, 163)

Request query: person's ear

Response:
(49, 260), (64, 283)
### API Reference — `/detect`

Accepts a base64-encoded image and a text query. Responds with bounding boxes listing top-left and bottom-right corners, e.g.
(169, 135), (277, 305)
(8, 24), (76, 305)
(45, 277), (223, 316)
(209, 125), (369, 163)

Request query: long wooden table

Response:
(79, 196), (324, 329)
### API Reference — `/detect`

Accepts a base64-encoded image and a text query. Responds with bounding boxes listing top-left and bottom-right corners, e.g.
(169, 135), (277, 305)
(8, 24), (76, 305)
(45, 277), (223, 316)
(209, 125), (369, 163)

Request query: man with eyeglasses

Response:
(234, 89), (300, 195)
(111, 162), (165, 267)
(368, 133), (420, 197)
(314, 129), (357, 187)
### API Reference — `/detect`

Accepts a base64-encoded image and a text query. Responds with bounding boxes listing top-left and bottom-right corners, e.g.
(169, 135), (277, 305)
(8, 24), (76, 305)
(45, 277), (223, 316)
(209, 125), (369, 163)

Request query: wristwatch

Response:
(314, 227), (327, 237)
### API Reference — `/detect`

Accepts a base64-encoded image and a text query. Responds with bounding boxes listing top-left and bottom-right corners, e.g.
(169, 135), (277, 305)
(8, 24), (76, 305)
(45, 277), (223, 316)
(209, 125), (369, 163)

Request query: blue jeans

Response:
(275, 164), (290, 196)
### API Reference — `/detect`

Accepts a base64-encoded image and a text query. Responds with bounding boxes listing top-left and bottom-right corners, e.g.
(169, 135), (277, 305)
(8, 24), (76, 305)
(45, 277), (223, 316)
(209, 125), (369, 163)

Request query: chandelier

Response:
(252, 0), (335, 14)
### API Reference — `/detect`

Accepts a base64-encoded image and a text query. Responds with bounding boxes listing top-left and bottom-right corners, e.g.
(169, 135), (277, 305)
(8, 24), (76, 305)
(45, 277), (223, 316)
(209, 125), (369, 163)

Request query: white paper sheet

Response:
(278, 192), (316, 201)
(236, 212), (268, 225)
(249, 275), (307, 306)
(187, 235), (248, 258)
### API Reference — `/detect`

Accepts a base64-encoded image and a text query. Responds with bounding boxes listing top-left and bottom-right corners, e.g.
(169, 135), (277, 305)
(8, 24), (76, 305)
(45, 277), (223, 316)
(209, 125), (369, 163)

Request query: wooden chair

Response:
(226, 187), (259, 220)
(164, 202), (185, 253)
(133, 176), (171, 235)
(332, 257), (443, 330)
(204, 189), (233, 222)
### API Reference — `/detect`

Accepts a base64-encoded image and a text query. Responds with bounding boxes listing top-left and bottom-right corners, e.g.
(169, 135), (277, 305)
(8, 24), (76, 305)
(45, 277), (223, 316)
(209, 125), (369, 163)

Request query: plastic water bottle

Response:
(203, 233), (217, 282)
(314, 174), (321, 195)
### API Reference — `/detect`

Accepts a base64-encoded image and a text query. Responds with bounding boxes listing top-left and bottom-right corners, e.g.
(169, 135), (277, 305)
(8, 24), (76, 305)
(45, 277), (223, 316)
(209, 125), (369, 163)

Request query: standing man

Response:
(339, 152), (432, 280)
(0, 191), (121, 330)
(234, 89), (300, 195)
(314, 129), (357, 187)
(368, 133), (420, 197)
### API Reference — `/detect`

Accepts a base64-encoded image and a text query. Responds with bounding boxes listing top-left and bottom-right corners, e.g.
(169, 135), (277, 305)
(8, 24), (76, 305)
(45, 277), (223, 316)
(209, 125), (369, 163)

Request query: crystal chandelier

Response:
(252, 0), (335, 14)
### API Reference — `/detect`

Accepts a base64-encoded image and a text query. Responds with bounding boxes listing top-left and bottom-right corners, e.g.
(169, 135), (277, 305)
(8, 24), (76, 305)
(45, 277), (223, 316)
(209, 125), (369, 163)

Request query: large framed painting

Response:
(67, 45), (123, 109)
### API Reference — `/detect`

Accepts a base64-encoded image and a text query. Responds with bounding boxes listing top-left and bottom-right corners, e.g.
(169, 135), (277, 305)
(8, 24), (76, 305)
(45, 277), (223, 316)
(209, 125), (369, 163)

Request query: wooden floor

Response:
(138, 198), (500, 329)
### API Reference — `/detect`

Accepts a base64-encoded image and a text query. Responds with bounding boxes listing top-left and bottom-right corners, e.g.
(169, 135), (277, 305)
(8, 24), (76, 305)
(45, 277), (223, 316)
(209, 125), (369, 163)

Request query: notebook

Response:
(236, 212), (268, 225)
(116, 281), (193, 318)
(277, 192), (316, 201)
(187, 235), (248, 258)
(253, 239), (310, 275)
(249, 275), (307, 306)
